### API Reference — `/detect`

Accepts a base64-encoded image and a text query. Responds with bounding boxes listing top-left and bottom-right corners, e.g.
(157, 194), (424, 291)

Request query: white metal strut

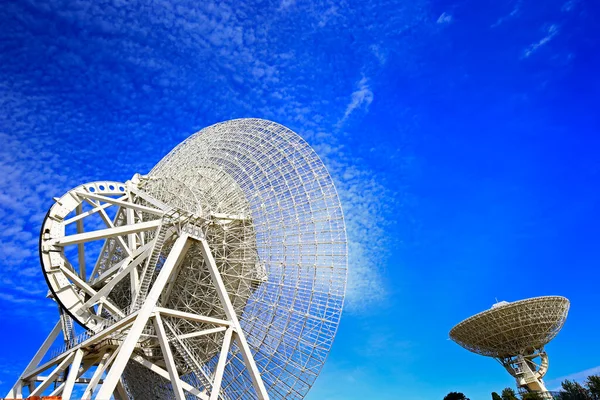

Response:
(8, 233), (270, 400)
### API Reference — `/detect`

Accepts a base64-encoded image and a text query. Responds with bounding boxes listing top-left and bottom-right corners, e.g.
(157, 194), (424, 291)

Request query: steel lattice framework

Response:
(450, 296), (569, 357)
(450, 296), (570, 397)
(7, 118), (347, 400)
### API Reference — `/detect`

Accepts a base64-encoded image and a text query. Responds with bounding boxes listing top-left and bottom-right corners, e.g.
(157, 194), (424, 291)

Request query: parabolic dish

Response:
(39, 118), (347, 399)
(449, 296), (569, 358)
(147, 118), (348, 398)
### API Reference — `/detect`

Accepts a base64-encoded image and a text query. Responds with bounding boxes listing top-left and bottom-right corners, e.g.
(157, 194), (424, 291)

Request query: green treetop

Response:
(444, 392), (470, 400)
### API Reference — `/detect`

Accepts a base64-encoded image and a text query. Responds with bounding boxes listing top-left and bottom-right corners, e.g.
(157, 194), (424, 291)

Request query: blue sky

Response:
(0, 0), (599, 398)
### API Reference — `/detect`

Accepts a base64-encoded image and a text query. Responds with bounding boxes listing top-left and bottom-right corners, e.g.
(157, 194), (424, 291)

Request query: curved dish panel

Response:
(450, 296), (570, 358)
(150, 119), (348, 399)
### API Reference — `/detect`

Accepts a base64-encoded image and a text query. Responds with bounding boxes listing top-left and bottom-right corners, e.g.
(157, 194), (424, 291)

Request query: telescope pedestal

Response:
(499, 349), (552, 399)
(6, 234), (269, 400)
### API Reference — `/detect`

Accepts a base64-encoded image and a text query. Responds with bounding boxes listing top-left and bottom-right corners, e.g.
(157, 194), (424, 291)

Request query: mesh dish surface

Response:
(449, 296), (569, 358)
(145, 118), (348, 399)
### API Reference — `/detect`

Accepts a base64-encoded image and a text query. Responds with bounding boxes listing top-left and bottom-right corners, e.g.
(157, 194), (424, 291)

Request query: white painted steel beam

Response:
(7, 321), (62, 399)
(89, 206), (123, 280)
(59, 265), (124, 318)
(48, 348), (85, 399)
(29, 352), (76, 397)
(128, 187), (170, 212)
(62, 348), (83, 399)
(125, 205), (140, 301)
(155, 307), (231, 327)
(115, 380), (129, 400)
(154, 313), (186, 400)
(163, 321), (213, 384)
(175, 326), (227, 341)
(22, 348), (75, 383)
(210, 327), (233, 400)
(82, 247), (150, 309)
(198, 238), (270, 400)
(63, 198), (122, 226)
(54, 219), (161, 246)
(92, 241), (152, 285)
(96, 234), (191, 399)
(23, 311), (138, 383)
(81, 349), (112, 399)
(76, 204), (86, 279)
(74, 191), (165, 216)
(96, 205), (133, 258)
(132, 356), (208, 400)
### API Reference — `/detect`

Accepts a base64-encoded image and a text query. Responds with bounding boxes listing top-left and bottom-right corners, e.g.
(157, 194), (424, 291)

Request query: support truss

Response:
(8, 233), (269, 400)
(499, 349), (552, 398)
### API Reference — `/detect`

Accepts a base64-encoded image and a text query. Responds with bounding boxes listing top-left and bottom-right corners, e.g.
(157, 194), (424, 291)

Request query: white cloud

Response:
(317, 6), (339, 28)
(523, 24), (560, 58)
(312, 138), (391, 310)
(491, 2), (520, 28)
(546, 365), (600, 390)
(0, 293), (37, 304)
(562, 0), (577, 12)
(279, 0), (296, 9)
(370, 44), (388, 66)
(437, 12), (453, 24)
(338, 76), (374, 126)
(0, 0), (426, 324)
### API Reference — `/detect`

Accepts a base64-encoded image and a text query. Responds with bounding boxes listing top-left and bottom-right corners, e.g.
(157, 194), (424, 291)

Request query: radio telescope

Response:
(450, 296), (570, 396)
(6, 118), (347, 400)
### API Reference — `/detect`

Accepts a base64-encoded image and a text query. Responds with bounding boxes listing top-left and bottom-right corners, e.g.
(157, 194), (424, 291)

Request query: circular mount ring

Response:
(40, 179), (169, 332)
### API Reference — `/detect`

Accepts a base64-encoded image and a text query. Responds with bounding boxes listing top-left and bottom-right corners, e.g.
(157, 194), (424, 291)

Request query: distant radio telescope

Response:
(6, 118), (347, 400)
(449, 296), (569, 397)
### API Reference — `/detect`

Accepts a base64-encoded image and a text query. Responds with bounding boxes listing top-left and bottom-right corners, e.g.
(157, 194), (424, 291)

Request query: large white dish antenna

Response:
(12, 118), (347, 400)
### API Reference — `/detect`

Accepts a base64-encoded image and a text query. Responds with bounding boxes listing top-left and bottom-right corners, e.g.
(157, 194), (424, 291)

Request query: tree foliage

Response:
(522, 392), (544, 400)
(444, 392), (470, 400)
(460, 373), (600, 400)
(586, 375), (600, 400)
(560, 379), (592, 400)
(501, 388), (519, 400)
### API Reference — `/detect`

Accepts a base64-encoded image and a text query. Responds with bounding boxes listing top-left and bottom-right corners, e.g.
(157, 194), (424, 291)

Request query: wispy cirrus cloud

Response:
(523, 24), (560, 58)
(0, 0), (426, 318)
(437, 12), (453, 24)
(561, 0), (579, 12)
(338, 76), (374, 126)
(546, 365), (600, 390)
(491, 1), (521, 28)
